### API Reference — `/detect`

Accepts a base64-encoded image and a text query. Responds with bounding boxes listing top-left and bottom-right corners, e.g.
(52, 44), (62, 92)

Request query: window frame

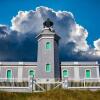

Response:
(85, 69), (91, 78)
(46, 42), (51, 49)
(62, 69), (69, 78)
(45, 64), (51, 72)
(6, 69), (12, 79)
(29, 69), (35, 78)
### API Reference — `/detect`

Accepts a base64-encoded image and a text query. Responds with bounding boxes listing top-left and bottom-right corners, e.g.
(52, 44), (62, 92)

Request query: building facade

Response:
(0, 19), (99, 82)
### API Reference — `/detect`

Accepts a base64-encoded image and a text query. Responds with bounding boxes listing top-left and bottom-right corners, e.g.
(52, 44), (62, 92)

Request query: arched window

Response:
(63, 70), (68, 78)
(46, 42), (51, 49)
(29, 70), (35, 78)
(85, 69), (91, 78)
(45, 64), (51, 72)
(7, 70), (12, 79)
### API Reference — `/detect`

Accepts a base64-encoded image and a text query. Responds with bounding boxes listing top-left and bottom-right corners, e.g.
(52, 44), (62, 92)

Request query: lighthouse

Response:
(36, 18), (61, 82)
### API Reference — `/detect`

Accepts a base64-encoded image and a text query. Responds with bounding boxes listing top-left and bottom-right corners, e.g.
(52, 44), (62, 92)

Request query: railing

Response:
(0, 78), (100, 92)
(0, 78), (30, 88)
(66, 78), (100, 89)
(31, 78), (100, 92)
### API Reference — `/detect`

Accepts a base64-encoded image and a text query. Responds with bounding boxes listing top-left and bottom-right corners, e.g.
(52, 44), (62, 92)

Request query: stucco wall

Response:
(79, 67), (98, 79)
(0, 66), (18, 78)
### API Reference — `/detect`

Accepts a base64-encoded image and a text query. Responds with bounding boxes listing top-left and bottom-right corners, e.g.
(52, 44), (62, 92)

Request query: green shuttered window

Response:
(7, 70), (12, 79)
(46, 42), (51, 49)
(46, 64), (51, 72)
(29, 70), (35, 78)
(63, 70), (68, 78)
(86, 70), (91, 78)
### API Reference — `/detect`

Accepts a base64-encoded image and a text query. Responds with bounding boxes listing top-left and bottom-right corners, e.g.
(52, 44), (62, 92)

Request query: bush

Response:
(0, 89), (100, 100)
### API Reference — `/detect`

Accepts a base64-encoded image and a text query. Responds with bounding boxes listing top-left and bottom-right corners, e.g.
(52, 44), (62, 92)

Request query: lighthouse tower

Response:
(36, 18), (61, 82)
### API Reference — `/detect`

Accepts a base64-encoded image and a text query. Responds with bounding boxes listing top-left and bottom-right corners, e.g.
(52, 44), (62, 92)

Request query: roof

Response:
(36, 28), (61, 41)
(61, 61), (99, 66)
(0, 62), (37, 66)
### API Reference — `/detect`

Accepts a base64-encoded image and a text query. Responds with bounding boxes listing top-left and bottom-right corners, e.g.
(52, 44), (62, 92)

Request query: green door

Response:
(86, 70), (90, 78)
(29, 70), (35, 78)
(7, 70), (12, 79)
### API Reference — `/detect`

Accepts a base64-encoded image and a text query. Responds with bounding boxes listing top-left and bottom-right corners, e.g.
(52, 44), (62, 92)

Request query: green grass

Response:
(0, 89), (100, 100)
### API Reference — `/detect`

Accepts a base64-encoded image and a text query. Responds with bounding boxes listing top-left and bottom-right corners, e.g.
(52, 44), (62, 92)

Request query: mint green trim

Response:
(45, 64), (51, 72)
(29, 70), (35, 78)
(7, 70), (12, 79)
(63, 70), (68, 78)
(86, 70), (91, 78)
(46, 42), (51, 49)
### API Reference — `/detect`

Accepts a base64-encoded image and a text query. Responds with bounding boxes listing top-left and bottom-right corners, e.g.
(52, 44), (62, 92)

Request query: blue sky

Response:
(0, 0), (100, 61)
(0, 0), (100, 46)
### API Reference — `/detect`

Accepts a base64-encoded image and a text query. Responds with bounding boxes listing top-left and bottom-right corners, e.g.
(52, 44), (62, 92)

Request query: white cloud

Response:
(93, 39), (100, 56)
(69, 24), (89, 51)
(11, 6), (89, 52)
(94, 39), (100, 50)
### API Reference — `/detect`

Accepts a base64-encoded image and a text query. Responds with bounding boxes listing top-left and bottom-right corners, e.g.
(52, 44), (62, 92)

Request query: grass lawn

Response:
(0, 89), (100, 100)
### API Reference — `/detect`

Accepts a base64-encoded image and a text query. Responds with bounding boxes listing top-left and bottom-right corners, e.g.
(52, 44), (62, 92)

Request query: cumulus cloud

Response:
(94, 39), (100, 50)
(11, 6), (89, 52)
(0, 6), (99, 61)
(93, 39), (100, 56)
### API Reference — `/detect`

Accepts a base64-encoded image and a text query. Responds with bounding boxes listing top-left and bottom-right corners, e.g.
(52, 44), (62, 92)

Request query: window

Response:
(85, 70), (91, 78)
(63, 70), (68, 78)
(46, 42), (51, 49)
(29, 70), (35, 78)
(46, 64), (51, 72)
(7, 70), (12, 79)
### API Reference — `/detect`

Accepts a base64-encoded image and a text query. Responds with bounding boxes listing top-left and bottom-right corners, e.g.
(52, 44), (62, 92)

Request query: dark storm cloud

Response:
(0, 27), (37, 61)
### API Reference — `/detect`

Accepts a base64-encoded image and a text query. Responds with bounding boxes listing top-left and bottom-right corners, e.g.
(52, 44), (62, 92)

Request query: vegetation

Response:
(0, 89), (100, 100)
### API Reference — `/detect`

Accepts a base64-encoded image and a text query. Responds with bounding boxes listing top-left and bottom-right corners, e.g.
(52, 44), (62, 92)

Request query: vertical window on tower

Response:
(46, 42), (51, 49)
(45, 64), (51, 72)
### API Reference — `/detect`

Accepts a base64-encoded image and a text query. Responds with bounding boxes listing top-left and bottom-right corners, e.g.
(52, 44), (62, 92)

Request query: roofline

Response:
(61, 61), (99, 66)
(0, 62), (37, 66)
(36, 28), (61, 40)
